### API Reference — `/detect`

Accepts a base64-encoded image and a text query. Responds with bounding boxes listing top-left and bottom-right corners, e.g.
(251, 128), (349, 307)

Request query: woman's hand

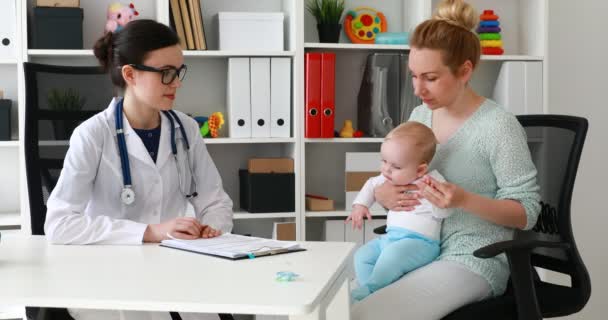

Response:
(143, 217), (203, 243)
(374, 182), (420, 211)
(416, 175), (467, 209)
(346, 204), (372, 230)
(200, 225), (222, 238)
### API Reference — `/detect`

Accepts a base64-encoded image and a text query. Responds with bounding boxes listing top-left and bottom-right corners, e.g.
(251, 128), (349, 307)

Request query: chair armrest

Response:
(474, 238), (570, 259)
(474, 239), (569, 320)
(373, 225), (387, 235)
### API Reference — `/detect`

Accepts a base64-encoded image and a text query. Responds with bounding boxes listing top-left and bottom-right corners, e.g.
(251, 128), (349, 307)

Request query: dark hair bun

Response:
(93, 32), (114, 72)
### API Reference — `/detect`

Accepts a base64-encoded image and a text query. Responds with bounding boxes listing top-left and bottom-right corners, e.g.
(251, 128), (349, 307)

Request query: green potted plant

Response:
(47, 88), (86, 139)
(307, 0), (345, 43)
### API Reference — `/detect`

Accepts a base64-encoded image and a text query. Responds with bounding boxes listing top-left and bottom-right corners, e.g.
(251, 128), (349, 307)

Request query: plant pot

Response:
(52, 119), (79, 140)
(317, 23), (341, 43)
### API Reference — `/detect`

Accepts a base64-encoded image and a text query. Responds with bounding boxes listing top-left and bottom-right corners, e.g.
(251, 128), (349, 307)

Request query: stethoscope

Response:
(115, 98), (198, 205)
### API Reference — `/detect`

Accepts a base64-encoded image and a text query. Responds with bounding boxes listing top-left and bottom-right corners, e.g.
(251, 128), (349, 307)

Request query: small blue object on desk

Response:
(276, 271), (299, 282)
(375, 32), (409, 45)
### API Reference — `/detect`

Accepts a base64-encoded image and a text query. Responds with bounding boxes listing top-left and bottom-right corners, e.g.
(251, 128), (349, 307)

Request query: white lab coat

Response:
(45, 97), (234, 245)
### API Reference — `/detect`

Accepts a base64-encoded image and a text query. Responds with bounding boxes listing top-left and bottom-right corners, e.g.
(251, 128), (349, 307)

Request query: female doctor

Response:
(45, 19), (233, 246)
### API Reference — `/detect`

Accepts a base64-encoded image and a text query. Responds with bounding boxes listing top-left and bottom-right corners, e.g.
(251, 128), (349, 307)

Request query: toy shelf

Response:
(305, 43), (409, 51)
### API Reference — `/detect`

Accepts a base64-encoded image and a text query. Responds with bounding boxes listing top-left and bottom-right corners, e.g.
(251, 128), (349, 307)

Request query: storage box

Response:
(345, 152), (383, 211)
(31, 7), (83, 49)
(0, 99), (11, 141)
(273, 222), (296, 241)
(345, 171), (379, 192)
(239, 170), (295, 213)
(219, 12), (284, 51)
(305, 197), (334, 211)
(248, 158), (294, 173)
(36, 0), (80, 7)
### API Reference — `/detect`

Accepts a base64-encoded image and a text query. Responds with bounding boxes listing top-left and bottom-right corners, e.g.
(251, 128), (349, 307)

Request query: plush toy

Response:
(105, 3), (139, 33)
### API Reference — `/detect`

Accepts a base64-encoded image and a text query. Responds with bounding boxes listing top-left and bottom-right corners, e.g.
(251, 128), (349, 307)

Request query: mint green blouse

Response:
(409, 99), (541, 295)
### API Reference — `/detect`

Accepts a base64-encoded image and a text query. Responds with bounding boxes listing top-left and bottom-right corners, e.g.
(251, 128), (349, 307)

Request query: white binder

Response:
(250, 58), (271, 137)
(270, 58), (291, 137)
(493, 61), (543, 115)
(227, 58), (251, 138)
(0, 0), (17, 60)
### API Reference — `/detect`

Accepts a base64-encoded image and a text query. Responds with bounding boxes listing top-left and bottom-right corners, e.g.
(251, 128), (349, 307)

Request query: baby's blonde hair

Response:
(385, 121), (437, 164)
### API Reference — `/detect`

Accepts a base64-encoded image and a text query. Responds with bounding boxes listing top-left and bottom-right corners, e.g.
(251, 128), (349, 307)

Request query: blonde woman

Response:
(352, 0), (541, 318)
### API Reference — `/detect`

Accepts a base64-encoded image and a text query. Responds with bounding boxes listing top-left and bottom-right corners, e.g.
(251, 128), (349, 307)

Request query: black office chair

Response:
(23, 63), (237, 320)
(24, 62), (112, 237)
(23, 62), (113, 320)
(374, 114), (591, 320)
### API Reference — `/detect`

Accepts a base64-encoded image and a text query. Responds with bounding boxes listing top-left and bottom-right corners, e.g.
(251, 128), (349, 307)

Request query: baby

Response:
(346, 121), (451, 301)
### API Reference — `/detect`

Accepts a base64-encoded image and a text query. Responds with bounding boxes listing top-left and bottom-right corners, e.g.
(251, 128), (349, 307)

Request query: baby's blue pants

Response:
(352, 228), (440, 301)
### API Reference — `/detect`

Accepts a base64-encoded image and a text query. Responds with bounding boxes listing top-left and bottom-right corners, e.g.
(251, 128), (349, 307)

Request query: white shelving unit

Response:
(0, 305), (25, 320)
(305, 42), (410, 51)
(0, 212), (21, 228)
(1, 0), (547, 243)
(0, 141), (20, 148)
(301, 0), (548, 240)
(28, 49), (297, 58)
(306, 209), (387, 218)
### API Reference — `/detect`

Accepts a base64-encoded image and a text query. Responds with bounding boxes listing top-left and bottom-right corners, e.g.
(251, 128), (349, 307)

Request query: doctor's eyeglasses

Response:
(128, 64), (188, 85)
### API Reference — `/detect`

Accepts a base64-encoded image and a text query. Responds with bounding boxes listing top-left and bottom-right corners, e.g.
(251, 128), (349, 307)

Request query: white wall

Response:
(548, 0), (608, 318)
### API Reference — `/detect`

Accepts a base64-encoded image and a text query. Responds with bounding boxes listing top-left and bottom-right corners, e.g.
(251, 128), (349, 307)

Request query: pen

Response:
(249, 248), (290, 258)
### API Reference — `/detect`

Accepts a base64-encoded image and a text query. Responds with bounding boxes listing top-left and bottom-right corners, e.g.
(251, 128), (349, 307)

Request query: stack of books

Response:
(169, 0), (207, 50)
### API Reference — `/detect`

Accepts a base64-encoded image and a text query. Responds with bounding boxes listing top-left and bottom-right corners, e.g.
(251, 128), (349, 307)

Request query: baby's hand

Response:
(345, 205), (372, 230)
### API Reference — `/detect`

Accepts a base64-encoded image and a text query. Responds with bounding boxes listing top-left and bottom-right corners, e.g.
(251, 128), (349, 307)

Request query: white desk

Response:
(0, 235), (355, 320)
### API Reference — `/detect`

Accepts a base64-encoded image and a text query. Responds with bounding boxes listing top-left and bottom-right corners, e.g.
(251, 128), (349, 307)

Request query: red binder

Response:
(320, 53), (336, 138)
(305, 53), (321, 138)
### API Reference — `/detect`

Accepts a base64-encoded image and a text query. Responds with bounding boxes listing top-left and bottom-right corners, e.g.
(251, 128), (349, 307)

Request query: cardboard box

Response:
(36, 0), (80, 7)
(345, 171), (380, 191)
(248, 158), (294, 173)
(306, 197), (334, 211)
(273, 222), (296, 241)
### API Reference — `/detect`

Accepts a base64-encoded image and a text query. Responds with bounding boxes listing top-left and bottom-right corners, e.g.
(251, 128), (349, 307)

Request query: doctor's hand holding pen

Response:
(142, 217), (222, 242)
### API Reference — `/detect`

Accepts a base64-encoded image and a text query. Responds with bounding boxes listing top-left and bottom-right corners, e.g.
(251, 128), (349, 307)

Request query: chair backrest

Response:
(516, 114), (591, 312)
(24, 62), (114, 235)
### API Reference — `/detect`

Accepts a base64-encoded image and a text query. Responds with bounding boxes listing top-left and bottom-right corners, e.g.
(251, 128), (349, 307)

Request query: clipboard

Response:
(160, 244), (306, 260)
(160, 233), (306, 260)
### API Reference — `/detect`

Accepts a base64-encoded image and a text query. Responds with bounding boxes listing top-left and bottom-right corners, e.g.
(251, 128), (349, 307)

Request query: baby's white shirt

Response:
(352, 170), (452, 241)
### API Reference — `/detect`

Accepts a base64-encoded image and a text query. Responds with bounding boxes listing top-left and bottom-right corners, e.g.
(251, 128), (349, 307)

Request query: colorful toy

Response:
(207, 112), (224, 138)
(339, 120), (355, 138)
(476, 10), (504, 55)
(196, 112), (225, 138)
(105, 2), (139, 33)
(344, 6), (387, 44)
